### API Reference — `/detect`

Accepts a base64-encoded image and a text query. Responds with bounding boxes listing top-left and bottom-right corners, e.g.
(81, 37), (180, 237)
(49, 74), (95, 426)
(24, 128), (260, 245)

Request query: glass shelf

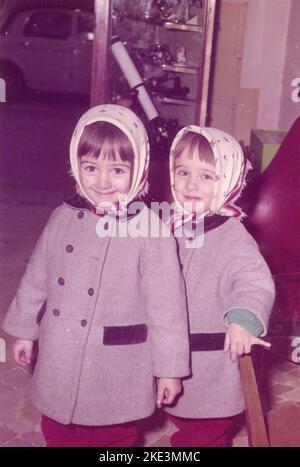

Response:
(113, 13), (203, 33)
(156, 96), (196, 106)
(163, 22), (203, 33)
(161, 64), (198, 75)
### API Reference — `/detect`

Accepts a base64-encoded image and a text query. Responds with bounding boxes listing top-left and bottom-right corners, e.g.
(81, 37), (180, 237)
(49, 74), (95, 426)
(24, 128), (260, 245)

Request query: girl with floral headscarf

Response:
(165, 125), (275, 447)
(2, 105), (190, 447)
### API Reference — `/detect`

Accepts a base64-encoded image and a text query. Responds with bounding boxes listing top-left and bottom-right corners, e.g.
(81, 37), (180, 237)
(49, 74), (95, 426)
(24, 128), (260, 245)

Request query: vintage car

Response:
(0, 7), (94, 97)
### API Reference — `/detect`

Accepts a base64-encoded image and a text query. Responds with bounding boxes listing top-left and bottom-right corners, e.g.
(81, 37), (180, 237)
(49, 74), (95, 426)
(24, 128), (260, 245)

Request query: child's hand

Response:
(13, 339), (34, 366)
(224, 323), (271, 362)
(156, 378), (183, 408)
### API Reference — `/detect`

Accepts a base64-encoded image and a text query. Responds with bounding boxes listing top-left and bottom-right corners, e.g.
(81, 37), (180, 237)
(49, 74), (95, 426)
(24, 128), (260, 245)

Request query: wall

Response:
(209, 0), (249, 140)
(209, 0), (299, 145)
(240, 0), (291, 130)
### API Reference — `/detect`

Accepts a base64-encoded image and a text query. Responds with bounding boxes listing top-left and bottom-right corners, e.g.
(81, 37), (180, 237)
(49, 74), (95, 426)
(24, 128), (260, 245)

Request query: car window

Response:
(23, 11), (71, 40)
(77, 13), (94, 41)
(0, 11), (27, 37)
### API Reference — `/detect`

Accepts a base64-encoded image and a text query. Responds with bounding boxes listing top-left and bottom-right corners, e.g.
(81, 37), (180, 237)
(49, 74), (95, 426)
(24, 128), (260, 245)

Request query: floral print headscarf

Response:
(170, 125), (251, 223)
(70, 104), (150, 214)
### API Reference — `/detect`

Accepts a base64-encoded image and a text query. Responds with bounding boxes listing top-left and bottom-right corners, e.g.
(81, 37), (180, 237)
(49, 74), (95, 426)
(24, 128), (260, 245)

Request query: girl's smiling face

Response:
(174, 146), (216, 213)
(79, 152), (131, 208)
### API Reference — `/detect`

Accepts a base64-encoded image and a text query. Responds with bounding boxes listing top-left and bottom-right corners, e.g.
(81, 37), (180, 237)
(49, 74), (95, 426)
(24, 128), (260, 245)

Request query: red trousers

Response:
(41, 415), (139, 447)
(167, 413), (236, 447)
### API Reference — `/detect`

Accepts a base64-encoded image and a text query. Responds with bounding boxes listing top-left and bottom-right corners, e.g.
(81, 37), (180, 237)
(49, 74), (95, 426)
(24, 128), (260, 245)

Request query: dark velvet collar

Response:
(63, 193), (144, 221)
(64, 193), (92, 211)
(179, 214), (230, 237)
(203, 215), (230, 233)
(64, 194), (230, 231)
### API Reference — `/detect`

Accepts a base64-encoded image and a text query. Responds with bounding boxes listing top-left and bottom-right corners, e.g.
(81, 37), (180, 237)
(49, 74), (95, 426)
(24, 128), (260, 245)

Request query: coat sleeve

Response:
(141, 219), (190, 378)
(221, 222), (275, 336)
(2, 207), (61, 340)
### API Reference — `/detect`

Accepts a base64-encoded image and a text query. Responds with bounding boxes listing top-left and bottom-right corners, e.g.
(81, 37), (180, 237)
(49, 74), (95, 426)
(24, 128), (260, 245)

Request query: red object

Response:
(167, 413), (237, 447)
(243, 117), (300, 275)
(41, 415), (139, 447)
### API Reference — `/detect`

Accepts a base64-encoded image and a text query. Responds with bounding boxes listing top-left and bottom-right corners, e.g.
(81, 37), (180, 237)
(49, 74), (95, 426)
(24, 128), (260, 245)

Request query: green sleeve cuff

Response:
(226, 308), (264, 336)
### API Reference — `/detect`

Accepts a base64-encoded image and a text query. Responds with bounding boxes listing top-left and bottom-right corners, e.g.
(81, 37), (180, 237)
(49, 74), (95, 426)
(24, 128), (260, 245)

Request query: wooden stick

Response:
(239, 354), (270, 447)
(90, 0), (112, 105)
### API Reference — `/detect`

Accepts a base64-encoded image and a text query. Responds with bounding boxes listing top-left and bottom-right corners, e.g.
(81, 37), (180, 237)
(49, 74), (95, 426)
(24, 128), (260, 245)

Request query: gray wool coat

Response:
(2, 200), (190, 426)
(165, 218), (275, 419)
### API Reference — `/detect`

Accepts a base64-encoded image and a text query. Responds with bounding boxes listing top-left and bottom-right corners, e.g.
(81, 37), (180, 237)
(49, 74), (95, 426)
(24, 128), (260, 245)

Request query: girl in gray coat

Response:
(165, 126), (275, 447)
(2, 105), (190, 447)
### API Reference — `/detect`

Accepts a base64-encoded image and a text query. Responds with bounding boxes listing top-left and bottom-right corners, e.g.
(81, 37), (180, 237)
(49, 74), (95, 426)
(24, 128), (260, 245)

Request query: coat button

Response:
(77, 211), (84, 219)
(88, 288), (94, 296)
(66, 244), (74, 253)
(53, 309), (60, 317)
(81, 319), (87, 327)
(58, 277), (65, 285)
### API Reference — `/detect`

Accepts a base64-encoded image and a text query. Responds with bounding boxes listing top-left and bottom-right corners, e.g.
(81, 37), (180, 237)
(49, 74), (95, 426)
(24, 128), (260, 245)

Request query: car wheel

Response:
(0, 68), (26, 101)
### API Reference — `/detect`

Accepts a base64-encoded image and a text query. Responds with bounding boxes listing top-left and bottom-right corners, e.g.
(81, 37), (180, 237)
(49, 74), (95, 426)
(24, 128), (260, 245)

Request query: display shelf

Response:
(95, 0), (217, 128)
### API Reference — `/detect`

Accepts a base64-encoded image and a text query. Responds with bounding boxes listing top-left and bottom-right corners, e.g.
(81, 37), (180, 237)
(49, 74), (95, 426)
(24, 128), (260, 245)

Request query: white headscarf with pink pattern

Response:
(170, 125), (251, 221)
(70, 104), (150, 213)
